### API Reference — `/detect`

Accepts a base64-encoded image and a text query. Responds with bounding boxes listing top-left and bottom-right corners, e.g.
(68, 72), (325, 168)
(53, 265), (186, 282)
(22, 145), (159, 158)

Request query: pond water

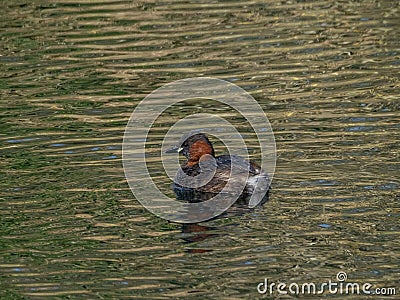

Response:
(1, 0), (399, 299)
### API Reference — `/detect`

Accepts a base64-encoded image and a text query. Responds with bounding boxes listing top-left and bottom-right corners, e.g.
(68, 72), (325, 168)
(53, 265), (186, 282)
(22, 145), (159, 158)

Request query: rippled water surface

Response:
(1, 0), (399, 299)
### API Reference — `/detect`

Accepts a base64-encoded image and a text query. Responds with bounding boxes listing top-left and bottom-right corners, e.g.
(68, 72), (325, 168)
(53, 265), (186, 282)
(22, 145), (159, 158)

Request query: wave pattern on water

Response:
(0, 0), (399, 298)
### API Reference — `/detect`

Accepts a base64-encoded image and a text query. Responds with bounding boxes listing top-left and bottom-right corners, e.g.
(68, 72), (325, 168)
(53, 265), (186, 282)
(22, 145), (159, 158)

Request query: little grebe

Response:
(168, 133), (270, 205)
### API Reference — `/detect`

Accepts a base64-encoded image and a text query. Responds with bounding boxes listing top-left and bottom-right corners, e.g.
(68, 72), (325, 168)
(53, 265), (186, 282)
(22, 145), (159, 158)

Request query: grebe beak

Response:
(165, 146), (183, 153)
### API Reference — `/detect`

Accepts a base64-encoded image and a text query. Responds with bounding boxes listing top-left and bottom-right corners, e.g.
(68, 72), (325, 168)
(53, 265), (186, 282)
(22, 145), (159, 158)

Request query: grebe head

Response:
(179, 133), (215, 163)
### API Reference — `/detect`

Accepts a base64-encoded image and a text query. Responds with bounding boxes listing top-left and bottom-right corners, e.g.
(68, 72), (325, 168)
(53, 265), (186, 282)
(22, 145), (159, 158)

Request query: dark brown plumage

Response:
(171, 133), (270, 206)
